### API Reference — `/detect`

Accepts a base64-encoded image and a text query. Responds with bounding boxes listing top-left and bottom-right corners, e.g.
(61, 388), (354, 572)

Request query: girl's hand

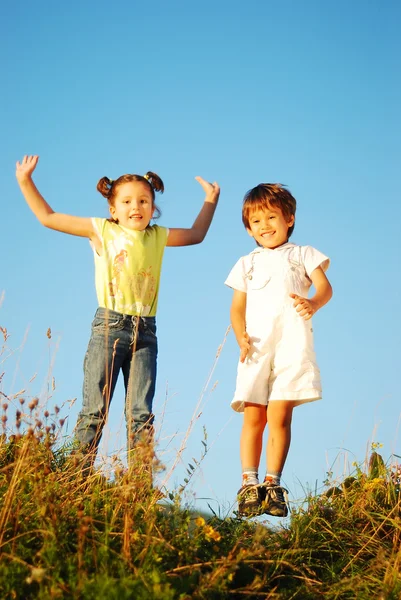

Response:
(166, 176), (219, 246)
(239, 331), (251, 363)
(290, 293), (317, 321)
(16, 155), (94, 239)
(195, 176), (220, 204)
(16, 155), (39, 183)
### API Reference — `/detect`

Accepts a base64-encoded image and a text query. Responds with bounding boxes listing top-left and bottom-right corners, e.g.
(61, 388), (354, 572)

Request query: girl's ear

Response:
(246, 228), (255, 238)
(109, 206), (118, 223)
(287, 215), (295, 227)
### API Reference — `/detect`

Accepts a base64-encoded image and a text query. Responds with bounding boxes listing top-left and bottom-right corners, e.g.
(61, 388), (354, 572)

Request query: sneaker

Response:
(260, 481), (288, 517)
(237, 484), (262, 517)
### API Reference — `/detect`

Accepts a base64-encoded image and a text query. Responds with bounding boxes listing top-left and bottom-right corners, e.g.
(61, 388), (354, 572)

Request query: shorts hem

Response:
(231, 390), (322, 413)
(269, 389), (322, 402)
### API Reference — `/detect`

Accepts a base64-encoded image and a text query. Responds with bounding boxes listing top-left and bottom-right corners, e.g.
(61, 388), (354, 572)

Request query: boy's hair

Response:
(242, 183), (297, 239)
(97, 172), (164, 219)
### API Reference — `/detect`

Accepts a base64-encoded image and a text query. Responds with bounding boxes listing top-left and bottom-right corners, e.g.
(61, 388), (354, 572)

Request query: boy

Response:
(225, 184), (332, 517)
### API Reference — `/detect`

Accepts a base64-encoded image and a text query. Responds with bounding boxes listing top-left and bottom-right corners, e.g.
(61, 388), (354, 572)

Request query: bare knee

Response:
(267, 402), (295, 429)
(243, 403), (267, 434)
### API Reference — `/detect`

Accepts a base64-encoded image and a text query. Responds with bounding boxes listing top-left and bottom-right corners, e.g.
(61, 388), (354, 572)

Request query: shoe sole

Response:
(261, 503), (288, 517)
(238, 507), (264, 518)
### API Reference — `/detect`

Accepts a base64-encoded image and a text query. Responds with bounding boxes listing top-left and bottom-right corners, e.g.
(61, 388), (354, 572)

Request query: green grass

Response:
(0, 403), (400, 600)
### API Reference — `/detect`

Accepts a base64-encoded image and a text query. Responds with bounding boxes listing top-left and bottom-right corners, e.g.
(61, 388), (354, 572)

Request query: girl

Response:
(225, 183), (332, 517)
(16, 155), (220, 472)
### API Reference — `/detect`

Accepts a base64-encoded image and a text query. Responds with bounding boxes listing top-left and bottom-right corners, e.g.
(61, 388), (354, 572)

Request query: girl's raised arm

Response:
(166, 176), (220, 247)
(16, 155), (95, 239)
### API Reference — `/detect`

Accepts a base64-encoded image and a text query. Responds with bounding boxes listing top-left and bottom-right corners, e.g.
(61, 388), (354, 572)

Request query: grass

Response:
(0, 406), (400, 599)
(0, 326), (400, 598)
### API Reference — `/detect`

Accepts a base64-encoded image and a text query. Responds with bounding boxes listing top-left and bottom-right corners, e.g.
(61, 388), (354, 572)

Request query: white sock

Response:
(264, 472), (281, 485)
(242, 468), (259, 486)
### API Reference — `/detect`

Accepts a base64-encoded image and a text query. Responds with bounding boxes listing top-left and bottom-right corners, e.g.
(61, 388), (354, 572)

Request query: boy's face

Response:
(246, 204), (294, 249)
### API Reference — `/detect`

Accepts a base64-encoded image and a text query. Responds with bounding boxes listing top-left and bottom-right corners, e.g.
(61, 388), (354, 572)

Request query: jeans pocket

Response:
(142, 320), (157, 339)
(92, 314), (124, 332)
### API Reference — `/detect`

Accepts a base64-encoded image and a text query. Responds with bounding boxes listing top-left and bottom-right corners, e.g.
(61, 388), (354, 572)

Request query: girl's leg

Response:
(76, 310), (130, 458)
(123, 318), (158, 473)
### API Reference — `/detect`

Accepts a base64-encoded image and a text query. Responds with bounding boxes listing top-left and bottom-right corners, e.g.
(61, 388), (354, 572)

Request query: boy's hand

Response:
(239, 331), (251, 363)
(16, 155), (39, 183)
(195, 176), (220, 204)
(290, 293), (317, 321)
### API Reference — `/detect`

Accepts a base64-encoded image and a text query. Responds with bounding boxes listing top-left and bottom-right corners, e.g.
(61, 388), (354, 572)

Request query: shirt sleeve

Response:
(224, 257), (248, 292)
(301, 246), (330, 277)
(90, 217), (106, 252)
(154, 225), (169, 248)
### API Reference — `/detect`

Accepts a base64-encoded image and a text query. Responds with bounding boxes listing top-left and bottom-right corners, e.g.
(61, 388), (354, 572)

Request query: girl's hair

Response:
(97, 171), (164, 220)
(242, 183), (297, 239)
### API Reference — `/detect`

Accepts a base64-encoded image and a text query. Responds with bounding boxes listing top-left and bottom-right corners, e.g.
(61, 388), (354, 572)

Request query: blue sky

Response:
(2, 0), (400, 517)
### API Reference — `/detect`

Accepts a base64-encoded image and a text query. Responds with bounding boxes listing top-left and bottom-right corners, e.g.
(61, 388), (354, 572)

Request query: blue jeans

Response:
(75, 307), (158, 455)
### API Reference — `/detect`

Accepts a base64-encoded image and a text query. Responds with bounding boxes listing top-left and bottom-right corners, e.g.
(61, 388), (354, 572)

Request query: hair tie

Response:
(143, 174), (150, 181)
(109, 179), (114, 185)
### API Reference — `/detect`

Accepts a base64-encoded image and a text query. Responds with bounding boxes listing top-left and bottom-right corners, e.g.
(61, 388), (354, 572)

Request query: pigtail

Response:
(143, 172), (164, 194)
(97, 177), (114, 199)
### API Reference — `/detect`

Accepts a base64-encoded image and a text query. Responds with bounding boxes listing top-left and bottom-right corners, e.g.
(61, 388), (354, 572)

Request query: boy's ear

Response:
(246, 228), (255, 238)
(287, 215), (295, 227)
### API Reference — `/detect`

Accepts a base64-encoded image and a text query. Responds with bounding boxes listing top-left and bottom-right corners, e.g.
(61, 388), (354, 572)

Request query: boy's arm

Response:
(16, 155), (95, 239)
(290, 266), (333, 320)
(230, 290), (250, 363)
(309, 266), (333, 310)
(166, 177), (220, 247)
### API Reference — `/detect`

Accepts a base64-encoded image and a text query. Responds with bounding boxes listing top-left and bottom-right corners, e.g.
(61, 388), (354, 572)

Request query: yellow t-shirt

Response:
(91, 218), (169, 316)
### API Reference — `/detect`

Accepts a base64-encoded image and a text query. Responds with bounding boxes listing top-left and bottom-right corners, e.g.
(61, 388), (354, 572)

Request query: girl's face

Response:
(109, 181), (155, 231)
(247, 204), (294, 249)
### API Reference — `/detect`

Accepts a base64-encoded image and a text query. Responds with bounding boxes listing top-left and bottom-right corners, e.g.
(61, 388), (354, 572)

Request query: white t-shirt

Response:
(225, 242), (329, 338)
(225, 242), (330, 410)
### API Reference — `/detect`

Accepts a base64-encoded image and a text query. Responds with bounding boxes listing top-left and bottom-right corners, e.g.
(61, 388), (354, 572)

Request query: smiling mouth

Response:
(261, 231), (274, 237)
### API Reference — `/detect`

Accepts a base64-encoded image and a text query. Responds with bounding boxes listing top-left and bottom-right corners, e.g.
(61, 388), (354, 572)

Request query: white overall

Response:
(225, 243), (330, 412)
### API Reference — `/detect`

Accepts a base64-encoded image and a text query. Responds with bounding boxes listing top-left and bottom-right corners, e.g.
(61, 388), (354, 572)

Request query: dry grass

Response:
(0, 401), (399, 599)
(0, 326), (400, 598)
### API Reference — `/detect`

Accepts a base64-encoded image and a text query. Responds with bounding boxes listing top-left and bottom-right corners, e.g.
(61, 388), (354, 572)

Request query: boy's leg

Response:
(265, 400), (295, 475)
(123, 318), (158, 479)
(75, 311), (129, 465)
(240, 403), (267, 470)
(261, 400), (297, 517)
(238, 403), (267, 515)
